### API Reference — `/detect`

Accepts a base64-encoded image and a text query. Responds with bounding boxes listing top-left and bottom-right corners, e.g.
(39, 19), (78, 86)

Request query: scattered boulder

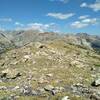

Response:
(90, 67), (96, 71)
(46, 73), (53, 77)
(10, 61), (18, 65)
(0, 73), (7, 78)
(20, 85), (33, 96)
(36, 87), (46, 95)
(1, 69), (21, 79)
(44, 85), (54, 91)
(91, 78), (100, 87)
(52, 87), (65, 95)
(0, 86), (7, 90)
(70, 60), (84, 68)
(38, 78), (49, 84)
(24, 55), (31, 59)
(20, 85), (39, 96)
(12, 55), (17, 59)
(90, 94), (100, 100)
(61, 96), (70, 100)
(44, 85), (65, 95)
(35, 42), (47, 49)
(1, 62), (5, 66)
(1, 69), (10, 75)
(39, 45), (46, 49)
(22, 54), (32, 62)
(12, 86), (20, 91)
(9, 94), (19, 100)
(11, 73), (21, 79)
(71, 83), (90, 96)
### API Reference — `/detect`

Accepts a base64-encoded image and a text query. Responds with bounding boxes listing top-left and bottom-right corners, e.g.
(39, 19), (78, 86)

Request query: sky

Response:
(0, 0), (100, 35)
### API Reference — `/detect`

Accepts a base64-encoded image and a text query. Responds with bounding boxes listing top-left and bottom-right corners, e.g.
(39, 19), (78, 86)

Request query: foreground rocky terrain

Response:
(0, 31), (100, 100)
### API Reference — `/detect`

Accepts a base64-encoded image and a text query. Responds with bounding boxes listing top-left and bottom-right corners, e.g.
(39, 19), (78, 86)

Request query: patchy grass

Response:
(94, 64), (100, 67)
(0, 40), (100, 100)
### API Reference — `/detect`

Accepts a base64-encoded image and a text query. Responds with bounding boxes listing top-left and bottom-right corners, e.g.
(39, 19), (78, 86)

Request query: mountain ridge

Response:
(0, 30), (100, 54)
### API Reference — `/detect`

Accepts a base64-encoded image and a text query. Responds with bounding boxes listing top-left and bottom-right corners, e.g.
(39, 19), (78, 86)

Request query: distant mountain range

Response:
(0, 30), (100, 54)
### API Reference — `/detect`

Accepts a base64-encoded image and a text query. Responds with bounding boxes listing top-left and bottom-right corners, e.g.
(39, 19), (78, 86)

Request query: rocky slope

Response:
(0, 31), (100, 100)
(64, 33), (100, 51)
(0, 31), (15, 54)
(0, 34), (100, 100)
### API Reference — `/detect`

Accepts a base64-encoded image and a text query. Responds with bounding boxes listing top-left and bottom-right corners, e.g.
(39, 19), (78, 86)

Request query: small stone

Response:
(38, 78), (49, 84)
(12, 55), (17, 58)
(12, 86), (20, 91)
(46, 73), (53, 77)
(1, 68), (21, 79)
(9, 94), (19, 100)
(44, 85), (54, 91)
(47, 86), (64, 95)
(52, 89), (60, 95)
(0, 73), (7, 78)
(0, 86), (7, 90)
(37, 87), (46, 94)
(37, 87), (45, 92)
(24, 55), (31, 59)
(61, 96), (70, 100)
(35, 42), (46, 49)
(11, 73), (22, 79)
(10, 61), (18, 65)
(1, 62), (5, 66)
(91, 67), (96, 71)
(20, 85), (33, 96)
(32, 90), (39, 96)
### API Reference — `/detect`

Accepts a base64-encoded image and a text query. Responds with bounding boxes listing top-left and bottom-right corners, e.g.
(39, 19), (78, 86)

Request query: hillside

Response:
(0, 30), (100, 51)
(0, 31), (15, 54)
(0, 32), (100, 100)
